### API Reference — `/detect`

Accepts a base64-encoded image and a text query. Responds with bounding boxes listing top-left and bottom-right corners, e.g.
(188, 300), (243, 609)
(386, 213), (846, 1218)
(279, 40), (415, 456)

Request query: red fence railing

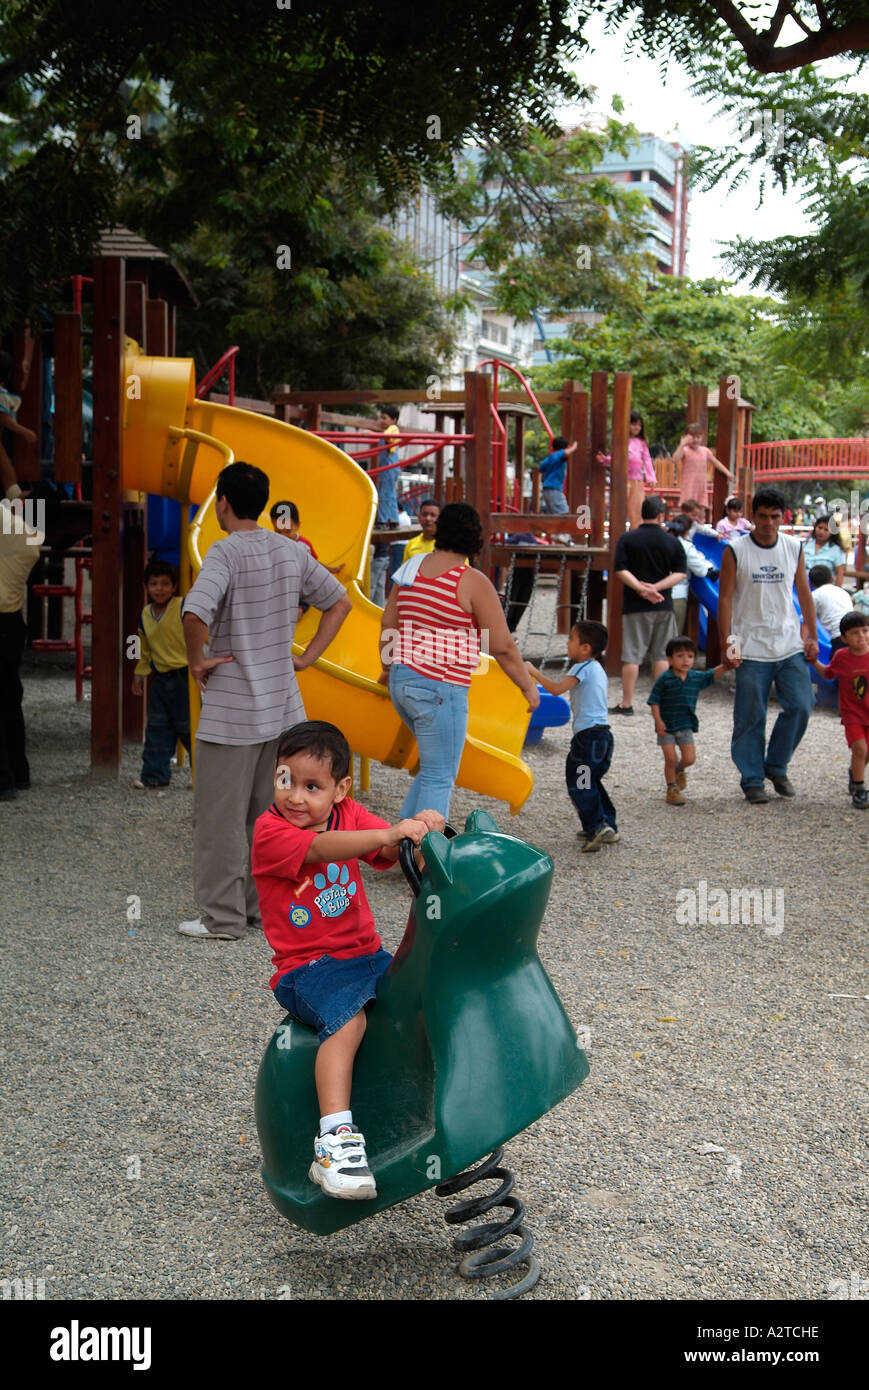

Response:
(746, 438), (869, 478)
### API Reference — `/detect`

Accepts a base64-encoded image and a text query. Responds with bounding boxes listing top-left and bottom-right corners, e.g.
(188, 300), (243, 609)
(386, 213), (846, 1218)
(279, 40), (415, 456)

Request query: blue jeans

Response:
(731, 654), (814, 788)
(142, 667), (191, 785)
(566, 726), (617, 835)
(376, 453), (399, 524)
(542, 487), (569, 515)
(389, 663), (469, 819)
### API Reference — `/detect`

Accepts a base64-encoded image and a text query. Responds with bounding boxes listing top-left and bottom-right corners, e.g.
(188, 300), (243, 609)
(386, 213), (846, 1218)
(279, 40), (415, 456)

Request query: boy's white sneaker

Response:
(310, 1126), (377, 1200)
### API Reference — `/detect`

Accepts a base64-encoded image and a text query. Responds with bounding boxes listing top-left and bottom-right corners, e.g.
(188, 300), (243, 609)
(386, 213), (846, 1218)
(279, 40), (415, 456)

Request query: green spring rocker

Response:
(254, 809), (589, 1236)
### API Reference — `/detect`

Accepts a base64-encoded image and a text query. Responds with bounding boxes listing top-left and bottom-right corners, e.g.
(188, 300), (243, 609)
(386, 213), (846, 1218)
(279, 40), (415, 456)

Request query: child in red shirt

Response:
(812, 611), (869, 809)
(251, 720), (443, 1199)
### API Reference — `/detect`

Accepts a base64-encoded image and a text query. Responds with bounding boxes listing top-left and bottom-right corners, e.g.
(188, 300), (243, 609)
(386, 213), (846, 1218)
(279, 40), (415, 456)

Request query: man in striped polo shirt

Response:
(178, 462), (351, 940)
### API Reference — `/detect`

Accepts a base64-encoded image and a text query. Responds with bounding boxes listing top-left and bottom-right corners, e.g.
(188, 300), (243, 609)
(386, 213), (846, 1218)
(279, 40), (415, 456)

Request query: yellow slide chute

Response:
(121, 347), (533, 812)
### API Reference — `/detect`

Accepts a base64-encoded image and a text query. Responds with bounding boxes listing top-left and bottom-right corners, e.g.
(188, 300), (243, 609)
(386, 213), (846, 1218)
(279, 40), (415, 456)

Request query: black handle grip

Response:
(398, 822), (458, 897)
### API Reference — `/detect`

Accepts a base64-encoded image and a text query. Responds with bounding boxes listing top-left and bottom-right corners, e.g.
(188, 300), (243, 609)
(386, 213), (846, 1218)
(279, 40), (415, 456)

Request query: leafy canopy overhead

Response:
(0, 0), (587, 329)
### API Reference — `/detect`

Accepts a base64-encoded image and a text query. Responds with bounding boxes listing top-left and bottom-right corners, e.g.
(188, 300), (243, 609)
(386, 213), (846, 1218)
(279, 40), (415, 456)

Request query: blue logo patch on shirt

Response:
(313, 862), (357, 918)
(288, 904), (311, 928)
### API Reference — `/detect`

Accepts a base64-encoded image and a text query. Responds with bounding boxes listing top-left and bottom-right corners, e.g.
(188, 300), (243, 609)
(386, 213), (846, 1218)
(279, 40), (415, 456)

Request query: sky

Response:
(558, 11), (867, 292)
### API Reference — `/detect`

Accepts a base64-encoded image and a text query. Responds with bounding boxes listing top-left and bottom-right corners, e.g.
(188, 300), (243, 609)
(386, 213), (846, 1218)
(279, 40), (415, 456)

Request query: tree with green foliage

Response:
(0, 0), (587, 332)
(530, 276), (869, 447)
(435, 120), (656, 320)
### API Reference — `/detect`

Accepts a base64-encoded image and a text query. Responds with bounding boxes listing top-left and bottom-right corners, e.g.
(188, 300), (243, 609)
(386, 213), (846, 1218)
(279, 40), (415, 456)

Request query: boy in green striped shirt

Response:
(647, 637), (729, 806)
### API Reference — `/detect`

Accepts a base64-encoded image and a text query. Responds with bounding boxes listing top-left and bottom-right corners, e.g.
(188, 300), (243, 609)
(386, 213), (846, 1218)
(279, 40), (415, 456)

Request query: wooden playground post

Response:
(125, 282), (147, 348)
(605, 372), (632, 676)
(464, 371), (492, 576)
(589, 372), (608, 548)
(566, 381), (588, 517)
(514, 414), (526, 510)
(52, 314), (83, 485)
(91, 256), (126, 774)
(146, 299), (168, 356)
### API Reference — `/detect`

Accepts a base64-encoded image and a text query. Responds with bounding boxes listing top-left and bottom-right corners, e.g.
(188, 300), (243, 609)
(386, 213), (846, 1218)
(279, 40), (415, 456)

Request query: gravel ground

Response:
(2, 612), (866, 1302)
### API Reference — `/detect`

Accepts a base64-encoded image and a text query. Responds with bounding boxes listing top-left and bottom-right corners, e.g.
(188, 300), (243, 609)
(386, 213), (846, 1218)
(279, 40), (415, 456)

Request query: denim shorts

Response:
(657, 729), (694, 747)
(273, 948), (392, 1042)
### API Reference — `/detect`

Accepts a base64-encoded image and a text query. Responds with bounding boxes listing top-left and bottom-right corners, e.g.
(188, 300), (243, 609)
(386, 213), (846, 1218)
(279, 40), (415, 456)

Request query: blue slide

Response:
(686, 531), (837, 706)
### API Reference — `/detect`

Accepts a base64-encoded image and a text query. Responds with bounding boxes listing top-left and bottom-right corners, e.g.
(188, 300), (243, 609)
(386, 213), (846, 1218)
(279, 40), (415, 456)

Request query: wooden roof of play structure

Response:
(96, 227), (198, 308)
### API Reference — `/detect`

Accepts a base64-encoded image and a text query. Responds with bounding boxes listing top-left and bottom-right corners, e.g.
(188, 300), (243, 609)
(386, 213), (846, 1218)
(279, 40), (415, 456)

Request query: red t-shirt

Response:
(297, 534), (318, 560)
(251, 798), (394, 987)
(821, 647), (869, 726)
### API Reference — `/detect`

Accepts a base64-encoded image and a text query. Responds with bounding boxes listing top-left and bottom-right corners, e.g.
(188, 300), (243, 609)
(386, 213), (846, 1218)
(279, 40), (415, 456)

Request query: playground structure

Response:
(9, 229), (868, 803)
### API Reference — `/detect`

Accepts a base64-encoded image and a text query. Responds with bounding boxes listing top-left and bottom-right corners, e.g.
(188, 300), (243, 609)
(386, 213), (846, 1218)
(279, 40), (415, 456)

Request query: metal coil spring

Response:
(435, 1147), (541, 1300)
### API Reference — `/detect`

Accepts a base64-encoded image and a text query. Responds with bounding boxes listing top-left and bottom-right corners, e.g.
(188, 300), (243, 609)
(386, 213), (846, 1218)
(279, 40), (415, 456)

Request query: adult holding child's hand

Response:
(379, 502), (540, 820)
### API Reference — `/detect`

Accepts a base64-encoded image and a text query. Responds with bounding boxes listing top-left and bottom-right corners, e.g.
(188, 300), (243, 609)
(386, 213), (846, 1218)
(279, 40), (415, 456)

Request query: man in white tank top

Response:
(718, 487), (818, 803)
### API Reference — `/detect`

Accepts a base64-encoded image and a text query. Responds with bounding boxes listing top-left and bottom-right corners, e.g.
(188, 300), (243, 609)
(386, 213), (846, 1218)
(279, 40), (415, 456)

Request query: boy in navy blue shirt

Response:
(647, 637), (728, 805)
(538, 434), (578, 515)
(526, 620), (617, 852)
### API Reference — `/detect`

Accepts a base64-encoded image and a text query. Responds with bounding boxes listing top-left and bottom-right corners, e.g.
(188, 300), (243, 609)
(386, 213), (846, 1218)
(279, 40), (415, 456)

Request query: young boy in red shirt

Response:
(251, 721), (444, 1199)
(812, 611), (869, 809)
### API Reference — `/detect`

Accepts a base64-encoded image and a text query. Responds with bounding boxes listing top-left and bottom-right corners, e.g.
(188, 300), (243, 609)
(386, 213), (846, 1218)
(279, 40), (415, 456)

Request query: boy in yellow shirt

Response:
(402, 498), (440, 562)
(131, 560), (191, 788)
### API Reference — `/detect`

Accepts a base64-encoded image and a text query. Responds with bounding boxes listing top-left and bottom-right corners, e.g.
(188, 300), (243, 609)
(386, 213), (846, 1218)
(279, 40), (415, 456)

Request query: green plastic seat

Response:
(254, 809), (589, 1235)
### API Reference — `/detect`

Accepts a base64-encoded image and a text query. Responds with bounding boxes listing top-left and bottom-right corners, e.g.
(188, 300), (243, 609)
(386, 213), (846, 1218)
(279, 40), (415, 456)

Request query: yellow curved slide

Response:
(121, 347), (533, 812)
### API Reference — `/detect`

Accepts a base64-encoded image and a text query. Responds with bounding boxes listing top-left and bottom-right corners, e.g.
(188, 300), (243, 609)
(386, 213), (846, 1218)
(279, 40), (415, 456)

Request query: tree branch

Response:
(711, 0), (869, 72)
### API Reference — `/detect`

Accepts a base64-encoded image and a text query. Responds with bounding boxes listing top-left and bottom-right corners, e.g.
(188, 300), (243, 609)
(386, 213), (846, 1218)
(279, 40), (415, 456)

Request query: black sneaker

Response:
(609, 704), (634, 716)
(743, 786), (770, 804)
(852, 786), (868, 810)
(768, 775), (796, 798)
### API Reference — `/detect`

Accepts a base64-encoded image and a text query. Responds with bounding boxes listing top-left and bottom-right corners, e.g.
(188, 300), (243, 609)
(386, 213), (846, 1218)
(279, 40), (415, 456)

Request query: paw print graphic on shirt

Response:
(313, 862), (357, 918)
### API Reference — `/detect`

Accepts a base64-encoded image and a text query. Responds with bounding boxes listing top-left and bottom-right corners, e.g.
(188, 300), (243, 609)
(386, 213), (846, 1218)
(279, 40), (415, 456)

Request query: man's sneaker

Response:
(665, 785), (685, 806)
(609, 704), (634, 716)
(768, 775), (796, 798)
(674, 766), (687, 790)
(599, 826), (620, 844)
(581, 825), (611, 853)
(576, 830), (589, 842)
(743, 786), (770, 804)
(133, 779), (170, 790)
(310, 1126), (377, 1200)
(852, 786), (868, 810)
(177, 918), (238, 941)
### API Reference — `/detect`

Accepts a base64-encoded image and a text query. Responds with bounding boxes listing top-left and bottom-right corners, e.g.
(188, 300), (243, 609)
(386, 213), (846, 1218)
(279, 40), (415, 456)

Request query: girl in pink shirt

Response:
(596, 411), (657, 530)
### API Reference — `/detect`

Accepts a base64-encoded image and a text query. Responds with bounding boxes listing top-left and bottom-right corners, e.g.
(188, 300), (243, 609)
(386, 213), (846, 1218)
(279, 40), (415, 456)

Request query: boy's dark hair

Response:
(840, 610), (869, 635)
(641, 495), (665, 520)
(571, 620), (607, 658)
(0, 349), (11, 385)
(681, 498), (704, 514)
(380, 404), (400, 421)
(435, 502), (483, 558)
(144, 558), (178, 587)
(418, 497), (440, 512)
(666, 515), (689, 536)
(551, 435), (568, 451)
(752, 485), (787, 515)
(275, 721), (351, 781)
(216, 461), (269, 520)
(270, 499), (299, 529)
(666, 636), (697, 657)
(629, 410), (646, 440)
(809, 564), (832, 588)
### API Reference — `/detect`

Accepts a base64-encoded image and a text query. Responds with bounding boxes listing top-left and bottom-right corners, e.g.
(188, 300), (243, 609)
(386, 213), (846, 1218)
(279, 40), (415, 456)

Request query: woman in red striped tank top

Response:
(378, 503), (540, 819)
